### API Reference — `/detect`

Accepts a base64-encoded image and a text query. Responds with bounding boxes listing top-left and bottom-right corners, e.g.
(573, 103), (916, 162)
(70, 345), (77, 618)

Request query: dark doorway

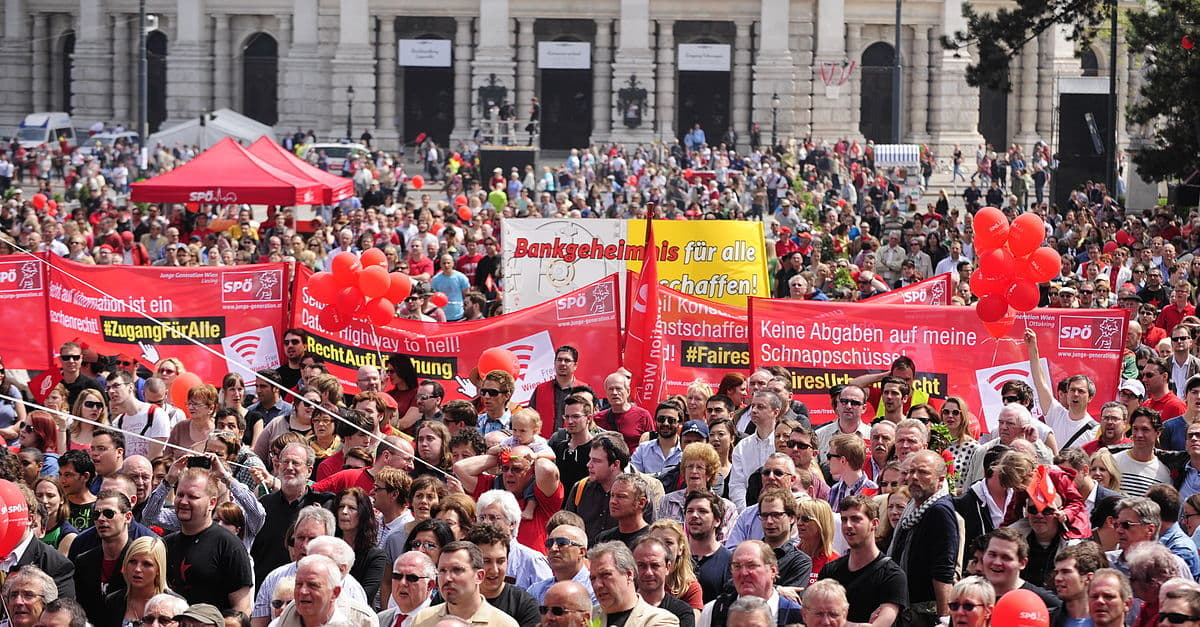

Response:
(243, 33), (278, 125)
(61, 31), (75, 113)
(1081, 49), (1099, 77)
(402, 66), (455, 146)
(677, 71), (731, 144)
(860, 42), (894, 143)
(978, 61), (1009, 150)
(539, 68), (592, 149)
(147, 31), (168, 133)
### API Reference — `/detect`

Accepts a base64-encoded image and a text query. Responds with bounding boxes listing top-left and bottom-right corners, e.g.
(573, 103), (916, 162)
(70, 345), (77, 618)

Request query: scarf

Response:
(888, 487), (950, 564)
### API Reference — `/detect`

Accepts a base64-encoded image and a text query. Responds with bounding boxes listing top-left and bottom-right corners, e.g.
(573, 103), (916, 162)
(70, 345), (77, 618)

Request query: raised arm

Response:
(1025, 327), (1054, 416)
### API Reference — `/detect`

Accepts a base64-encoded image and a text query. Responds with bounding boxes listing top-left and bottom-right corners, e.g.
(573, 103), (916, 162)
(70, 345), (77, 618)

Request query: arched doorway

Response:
(978, 60), (1009, 150)
(243, 33), (278, 125)
(147, 31), (168, 133)
(676, 37), (731, 143)
(538, 35), (593, 149)
(1081, 49), (1099, 77)
(859, 42), (893, 143)
(61, 31), (76, 113)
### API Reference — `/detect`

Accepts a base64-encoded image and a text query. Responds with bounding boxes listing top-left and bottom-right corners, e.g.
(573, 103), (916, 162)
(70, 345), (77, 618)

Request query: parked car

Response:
(79, 131), (140, 157)
(302, 142), (369, 175)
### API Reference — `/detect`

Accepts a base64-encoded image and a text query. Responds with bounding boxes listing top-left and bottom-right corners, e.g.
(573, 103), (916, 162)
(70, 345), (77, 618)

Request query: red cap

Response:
(98, 244), (115, 253)
(121, 231), (134, 242)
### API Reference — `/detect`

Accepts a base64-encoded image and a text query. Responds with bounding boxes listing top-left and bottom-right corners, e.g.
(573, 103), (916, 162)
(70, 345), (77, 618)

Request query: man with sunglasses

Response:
(378, 551), (437, 627)
(58, 342), (103, 407)
(277, 329), (308, 390)
(1159, 587), (1200, 627)
(73, 489), (134, 619)
(725, 454), (802, 549)
(1142, 357), (1188, 424)
(538, 581), (592, 627)
(815, 385), (871, 460)
(1105, 497), (1193, 581)
(528, 525), (594, 605)
(631, 402), (684, 475)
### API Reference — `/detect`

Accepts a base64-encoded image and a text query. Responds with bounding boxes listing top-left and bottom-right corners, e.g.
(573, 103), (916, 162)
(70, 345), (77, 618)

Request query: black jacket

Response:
(17, 535), (76, 598)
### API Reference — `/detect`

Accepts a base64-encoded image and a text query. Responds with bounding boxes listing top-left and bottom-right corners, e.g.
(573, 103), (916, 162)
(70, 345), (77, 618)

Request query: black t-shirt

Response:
(486, 584), (540, 627)
(657, 595), (695, 627)
(67, 499), (96, 530)
(165, 524), (254, 611)
(774, 542), (814, 588)
(563, 479), (615, 545)
(819, 552), (909, 624)
(64, 374), (104, 407)
(277, 364), (301, 390)
(549, 431), (591, 494)
(602, 608), (633, 627)
(250, 488), (337, 585)
(693, 545), (733, 602)
(595, 525), (649, 550)
(1021, 581), (1063, 614)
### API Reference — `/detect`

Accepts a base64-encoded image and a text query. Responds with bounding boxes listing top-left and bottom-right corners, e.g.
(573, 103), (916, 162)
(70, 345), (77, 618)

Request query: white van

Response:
(18, 112), (77, 150)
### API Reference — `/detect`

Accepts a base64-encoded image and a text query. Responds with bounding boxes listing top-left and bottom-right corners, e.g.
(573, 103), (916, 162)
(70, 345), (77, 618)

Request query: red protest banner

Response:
(0, 253), (50, 370)
(46, 258), (291, 384)
(862, 273), (954, 306)
(625, 217), (666, 405)
(749, 299), (1126, 428)
(291, 268), (622, 402)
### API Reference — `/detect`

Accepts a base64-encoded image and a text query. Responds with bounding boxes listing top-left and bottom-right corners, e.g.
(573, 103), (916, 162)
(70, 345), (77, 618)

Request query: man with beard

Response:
(464, 523), (540, 627)
(686, 491), (732, 602)
(1082, 402), (1132, 456)
(278, 329), (308, 390)
(410, 542), (518, 627)
(820, 495), (906, 627)
(757, 488), (813, 590)
(887, 450), (958, 625)
(163, 469), (253, 612)
(250, 442), (336, 587)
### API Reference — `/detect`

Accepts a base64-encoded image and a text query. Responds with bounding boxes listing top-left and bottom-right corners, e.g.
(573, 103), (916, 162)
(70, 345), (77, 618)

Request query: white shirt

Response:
(699, 589), (783, 627)
(1041, 400), (1096, 448)
(970, 480), (1012, 530)
(0, 533), (34, 574)
(729, 429), (776, 510)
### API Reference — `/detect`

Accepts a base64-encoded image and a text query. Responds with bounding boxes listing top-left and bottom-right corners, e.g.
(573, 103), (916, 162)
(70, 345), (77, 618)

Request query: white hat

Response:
(1118, 379), (1145, 398)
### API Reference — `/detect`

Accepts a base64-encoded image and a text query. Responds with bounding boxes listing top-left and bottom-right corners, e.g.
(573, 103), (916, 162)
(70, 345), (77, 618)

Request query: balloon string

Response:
(2, 243), (449, 476)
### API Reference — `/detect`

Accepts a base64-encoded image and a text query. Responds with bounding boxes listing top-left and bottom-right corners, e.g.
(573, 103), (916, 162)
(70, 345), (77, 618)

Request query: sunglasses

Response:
(411, 541), (439, 551)
(60, 354), (82, 361)
(1001, 396), (1020, 404)
(1026, 505), (1057, 516)
(762, 469), (791, 477)
(20, 423), (33, 433)
(1117, 520), (1152, 530)
(141, 616), (176, 625)
(271, 600), (288, 609)
(948, 602), (982, 612)
(479, 388), (504, 397)
(391, 572), (429, 583)
(545, 537), (585, 549)
(97, 508), (121, 519)
(83, 400), (105, 410)
(1157, 613), (1200, 625)
(838, 398), (864, 407)
(538, 607), (588, 617)
(941, 408), (961, 416)
(656, 416), (679, 424)
(117, 360), (135, 367)
(878, 481), (900, 488)
(158, 368), (177, 376)
(786, 440), (813, 450)
(283, 339), (303, 345)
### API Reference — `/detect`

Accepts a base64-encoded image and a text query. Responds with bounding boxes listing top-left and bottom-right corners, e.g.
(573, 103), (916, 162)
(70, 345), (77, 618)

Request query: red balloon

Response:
(976, 293), (1010, 323)
(0, 479), (29, 558)
(1027, 246), (1063, 283)
(429, 292), (449, 308)
(973, 207), (1010, 251)
(411, 175), (425, 190)
(170, 372), (204, 417)
(454, 194), (468, 206)
(983, 310), (1017, 339)
(365, 298), (396, 326)
(318, 303), (349, 332)
(457, 206), (473, 222)
(47, 199), (58, 215)
(1008, 213), (1046, 257)
(979, 247), (1016, 281)
(308, 271), (339, 304)
(357, 265), (390, 299)
(31, 193), (47, 210)
(970, 268), (1009, 298)
(683, 168), (694, 179)
(386, 273), (413, 303)
(478, 347), (520, 378)
(360, 247), (388, 269)
(627, 175), (638, 186)
(992, 589), (1049, 627)
(336, 286), (366, 316)
(331, 252), (361, 288)
(1007, 280), (1041, 312)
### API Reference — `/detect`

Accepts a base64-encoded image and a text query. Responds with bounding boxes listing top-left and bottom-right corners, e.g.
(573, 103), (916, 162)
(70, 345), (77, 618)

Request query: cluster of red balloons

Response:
(0, 479), (29, 557)
(969, 207), (1062, 337)
(32, 193), (58, 214)
(308, 251), (413, 331)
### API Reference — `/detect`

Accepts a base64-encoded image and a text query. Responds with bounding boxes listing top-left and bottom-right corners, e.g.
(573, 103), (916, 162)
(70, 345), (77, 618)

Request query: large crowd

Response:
(0, 126), (1198, 627)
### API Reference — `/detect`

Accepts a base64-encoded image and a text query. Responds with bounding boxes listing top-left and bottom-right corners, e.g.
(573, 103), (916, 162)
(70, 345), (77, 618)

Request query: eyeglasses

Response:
(545, 537), (585, 549)
(948, 601), (982, 612)
(411, 541), (439, 551)
(83, 400), (105, 410)
(941, 408), (961, 416)
(1157, 612), (1200, 625)
(1001, 395), (1020, 404)
(1026, 505), (1057, 516)
(60, 354), (81, 361)
(760, 510), (790, 520)
(270, 600), (289, 610)
(97, 508), (122, 519)
(838, 398), (864, 407)
(391, 572), (429, 583)
(479, 388), (504, 397)
(6, 590), (45, 601)
(762, 469), (791, 477)
(538, 607), (589, 617)
(140, 616), (176, 625)
(786, 440), (812, 450)
(158, 368), (177, 376)
(1117, 520), (1152, 530)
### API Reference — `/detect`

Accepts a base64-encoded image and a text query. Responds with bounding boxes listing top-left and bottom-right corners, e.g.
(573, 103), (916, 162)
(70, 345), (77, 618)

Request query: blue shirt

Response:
(1160, 523), (1200, 579)
(430, 271), (470, 321)
(630, 439), (681, 475)
(527, 567), (596, 605)
(478, 410), (512, 435)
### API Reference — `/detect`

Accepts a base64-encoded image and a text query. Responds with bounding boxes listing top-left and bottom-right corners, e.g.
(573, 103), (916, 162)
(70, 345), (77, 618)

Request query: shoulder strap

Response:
(1061, 420), (1097, 450)
(573, 478), (588, 507)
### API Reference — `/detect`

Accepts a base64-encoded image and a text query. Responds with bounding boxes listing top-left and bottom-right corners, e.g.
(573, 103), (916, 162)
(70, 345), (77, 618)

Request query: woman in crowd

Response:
(219, 373), (247, 420)
(304, 393), (339, 478)
(215, 501), (248, 548)
(336, 486), (387, 603)
(0, 356), (27, 442)
(947, 576), (996, 627)
(684, 381), (712, 424)
(385, 354), (420, 416)
(255, 387), (315, 462)
(33, 476), (78, 555)
(877, 485), (910, 551)
(168, 383), (218, 454)
(796, 499), (839, 585)
(1089, 449), (1123, 492)
(403, 519), (455, 566)
(414, 421), (454, 478)
(406, 475), (447, 538)
(716, 373), (747, 411)
(104, 536), (171, 627)
(62, 387), (106, 451)
(656, 443), (737, 541)
(154, 358), (185, 388)
(707, 418), (738, 499)
(647, 520), (704, 610)
(434, 493), (477, 541)
(940, 396), (980, 481)
(20, 411), (60, 475)
(1182, 494), (1200, 548)
(271, 577), (295, 621)
(213, 410), (267, 486)
(907, 404), (936, 423)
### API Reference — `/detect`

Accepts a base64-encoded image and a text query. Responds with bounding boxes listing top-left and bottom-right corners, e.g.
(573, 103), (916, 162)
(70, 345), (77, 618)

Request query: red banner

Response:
(862, 273), (954, 306)
(46, 258), (291, 384)
(749, 299), (1126, 428)
(291, 268), (622, 401)
(625, 218), (665, 405)
(0, 253), (51, 370)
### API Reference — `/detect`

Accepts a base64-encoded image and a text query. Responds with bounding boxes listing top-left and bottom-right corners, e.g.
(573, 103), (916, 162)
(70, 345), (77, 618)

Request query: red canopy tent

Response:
(130, 136), (325, 205)
(246, 137), (354, 205)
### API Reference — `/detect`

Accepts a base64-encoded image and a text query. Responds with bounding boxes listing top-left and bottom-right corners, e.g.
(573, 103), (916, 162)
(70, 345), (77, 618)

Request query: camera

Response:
(187, 456), (212, 469)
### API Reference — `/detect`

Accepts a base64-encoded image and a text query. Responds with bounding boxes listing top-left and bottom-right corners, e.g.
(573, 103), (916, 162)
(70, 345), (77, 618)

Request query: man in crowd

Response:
(876, 377), (910, 423)
(726, 453), (802, 548)
(632, 536), (695, 627)
(530, 346), (583, 437)
(815, 385), (871, 458)
(251, 442), (336, 586)
(477, 370), (515, 434)
(272, 554), (375, 627)
(730, 390), (784, 509)
(7, 484), (75, 597)
(699, 541), (802, 627)
(1089, 568), (1133, 627)
(1106, 497), (1192, 579)
(164, 468), (253, 613)
(597, 474), (652, 548)
(404, 380), (445, 428)
(1163, 375), (1200, 450)
(74, 489), (134, 619)
(548, 393), (597, 491)
(107, 370), (168, 459)
(375, 467), (413, 553)
(979, 527), (1061, 612)
(454, 443), (564, 556)
(278, 328), (308, 390)
(1054, 448), (1121, 517)
(686, 490), (732, 602)
(529, 524), (593, 603)
(58, 342), (103, 405)
(820, 495), (906, 627)
(1167, 329), (1200, 399)
(1141, 357), (1187, 422)
(757, 488), (813, 589)
(589, 541), (678, 627)
(564, 432), (630, 544)
(826, 433), (877, 509)
(469, 490), (551, 587)
(312, 435), (414, 494)
(631, 401), (683, 475)
(800, 580), (851, 627)
(1113, 408), (1172, 496)
(86, 428), (126, 492)
(964, 404), (1053, 484)
(36, 598), (88, 627)
(888, 450), (958, 624)
(1144, 484), (1200, 578)
(538, 581), (593, 627)
(410, 541), (519, 627)
(464, 522), (540, 627)
(1049, 542), (1109, 626)
(2, 566), (61, 627)
(247, 369), (293, 428)
(377, 552), (437, 627)
(1083, 401), (1132, 455)
(1028, 328), (1100, 447)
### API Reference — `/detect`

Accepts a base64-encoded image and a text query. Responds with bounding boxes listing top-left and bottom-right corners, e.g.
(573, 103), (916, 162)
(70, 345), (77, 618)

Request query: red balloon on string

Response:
(32, 193), (47, 210)
(429, 292), (449, 308)
(308, 271), (339, 304)
(410, 175), (425, 190)
(365, 298), (396, 326)
(478, 347), (520, 378)
(360, 247), (388, 269)
(1027, 247), (1063, 283)
(331, 252), (361, 288)
(992, 589), (1049, 627)
(457, 206), (473, 222)
(1007, 213), (1046, 257)
(386, 273), (413, 303)
(976, 293), (1010, 323)
(970, 268), (1008, 298)
(1007, 281), (1041, 312)
(973, 207), (1010, 251)
(318, 303), (350, 332)
(357, 265), (390, 299)
(983, 309), (1017, 339)
(0, 479), (29, 557)
(979, 247), (1016, 281)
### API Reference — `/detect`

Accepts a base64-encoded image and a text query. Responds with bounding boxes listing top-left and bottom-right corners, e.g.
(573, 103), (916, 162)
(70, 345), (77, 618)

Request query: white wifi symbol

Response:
(230, 336), (260, 364)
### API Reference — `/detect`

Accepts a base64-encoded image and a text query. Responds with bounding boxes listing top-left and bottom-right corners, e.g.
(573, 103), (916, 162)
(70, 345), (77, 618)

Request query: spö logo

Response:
(0, 260), (41, 293)
(222, 270), (283, 304)
(1058, 316), (1122, 352)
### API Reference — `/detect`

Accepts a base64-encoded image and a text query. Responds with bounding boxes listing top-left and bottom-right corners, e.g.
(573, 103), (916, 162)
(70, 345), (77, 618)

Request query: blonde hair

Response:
(70, 388), (109, 437)
(942, 396), (975, 442)
(1090, 449), (1122, 491)
(797, 499), (836, 560)
(511, 407), (543, 434)
(681, 442), (720, 483)
(122, 536), (169, 594)
(648, 519), (697, 598)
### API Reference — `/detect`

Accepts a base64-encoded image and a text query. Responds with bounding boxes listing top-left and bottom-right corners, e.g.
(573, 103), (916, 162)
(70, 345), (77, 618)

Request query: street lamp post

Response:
(771, 93), (780, 148)
(137, 0), (147, 172)
(345, 85), (355, 141)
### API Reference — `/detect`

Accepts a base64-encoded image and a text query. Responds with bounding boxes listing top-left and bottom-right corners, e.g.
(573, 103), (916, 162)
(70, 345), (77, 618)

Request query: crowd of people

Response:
(0, 125), (1198, 627)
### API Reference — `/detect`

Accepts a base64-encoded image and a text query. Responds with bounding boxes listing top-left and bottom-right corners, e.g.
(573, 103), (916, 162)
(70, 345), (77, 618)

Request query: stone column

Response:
(654, 20), (675, 141)
(1, 0), (33, 114)
(908, 26), (930, 141)
(753, 0), (797, 144)
(375, 16), (398, 149)
(811, 0), (847, 139)
(471, 0), (517, 135)
(846, 23), (862, 139)
(111, 14), (130, 124)
(928, 0), (982, 153)
(166, 0), (209, 126)
(609, 0), (656, 143)
(73, 0), (114, 122)
(333, 0), (376, 141)
(731, 20), (752, 150)
(212, 15), (231, 110)
(451, 17), (474, 141)
(279, 0), (321, 132)
(515, 18), (535, 125)
(31, 12), (49, 112)
(1014, 36), (1038, 148)
(1035, 29), (1054, 139)
(1115, 28), (1128, 152)
(592, 19), (613, 141)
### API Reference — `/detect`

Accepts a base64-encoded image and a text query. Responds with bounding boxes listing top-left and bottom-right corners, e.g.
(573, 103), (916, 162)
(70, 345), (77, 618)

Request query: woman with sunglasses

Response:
(17, 411), (60, 475)
(105, 535), (172, 627)
(63, 388), (107, 451)
(270, 577), (295, 620)
(796, 499), (839, 586)
(336, 487), (387, 604)
(947, 575), (995, 627)
(154, 358), (185, 388)
(941, 396), (980, 486)
(33, 476), (78, 555)
(0, 357), (27, 443)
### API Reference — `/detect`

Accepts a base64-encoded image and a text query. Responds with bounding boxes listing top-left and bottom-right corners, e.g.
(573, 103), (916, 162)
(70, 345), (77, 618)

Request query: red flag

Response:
(625, 218), (665, 405)
(28, 369), (63, 405)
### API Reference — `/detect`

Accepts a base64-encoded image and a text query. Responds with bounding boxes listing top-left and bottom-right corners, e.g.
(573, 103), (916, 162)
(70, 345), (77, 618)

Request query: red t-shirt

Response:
(1081, 437), (1131, 456)
(1158, 304), (1196, 334)
(316, 450), (346, 481)
(1145, 392), (1187, 422)
(597, 405), (654, 452)
(311, 467), (373, 495)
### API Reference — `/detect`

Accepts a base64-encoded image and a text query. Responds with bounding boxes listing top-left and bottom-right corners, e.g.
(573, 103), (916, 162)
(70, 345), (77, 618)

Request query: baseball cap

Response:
(120, 231), (134, 242)
(174, 604), (224, 627)
(1118, 379), (1145, 399)
(681, 420), (709, 439)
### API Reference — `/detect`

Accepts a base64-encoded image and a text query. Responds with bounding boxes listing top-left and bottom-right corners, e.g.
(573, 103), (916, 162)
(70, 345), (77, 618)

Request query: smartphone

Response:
(187, 456), (212, 469)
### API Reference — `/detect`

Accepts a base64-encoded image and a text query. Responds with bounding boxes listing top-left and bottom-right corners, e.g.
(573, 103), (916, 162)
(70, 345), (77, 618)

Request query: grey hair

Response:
(1002, 403), (1034, 427)
(281, 441), (316, 467)
(951, 576), (996, 607)
(273, 576), (295, 599)
(3, 565), (57, 602)
(729, 596), (773, 622)
(307, 536), (355, 570)
(295, 505), (336, 536)
(298, 554), (342, 589)
(752, 389), (783, 411)
(587, 541), (637, 576)
(1118, 496), (1163, 530)
(477, 489), (522, 534)
(1127, 542), (1176, 582)
(396, 551), (437, 580)
(895, 418), (930, 443)
(145, 594), (189, 618)
(764, 452), (797, 473)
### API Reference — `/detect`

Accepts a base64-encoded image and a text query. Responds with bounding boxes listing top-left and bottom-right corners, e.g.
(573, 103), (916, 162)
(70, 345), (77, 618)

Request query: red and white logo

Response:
(222, 270), (284, 304)
(1058, 316), (1122, 352)
(220, 326), (281, 373)
(0, 260), (41, 294)
(556, 281), (616, 321)
(974, 358), (1050, 432)
(499, 330), (555, 404)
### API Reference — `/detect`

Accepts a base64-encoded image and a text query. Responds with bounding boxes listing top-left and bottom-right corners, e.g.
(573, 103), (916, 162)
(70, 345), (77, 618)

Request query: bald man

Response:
(540, 581), (593, 627)
(122, 455), (154, 520)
